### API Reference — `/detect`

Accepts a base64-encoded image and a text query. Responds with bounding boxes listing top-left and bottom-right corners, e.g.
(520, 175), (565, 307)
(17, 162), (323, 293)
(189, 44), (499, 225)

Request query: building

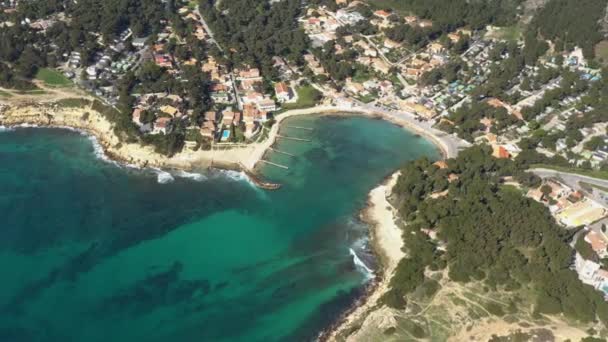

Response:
(557, 199), (608, 227)
(132, 108), (143, 125)
(585, 231), (608, 258)
(238, 68), (262, 80)
(492, 145), (511, 159)
(221, 109), (237, 126)
(257, 99), (277, 112)
(152, 117), (172, 135)
(160, 105), (179, 117)
(275, 82), (293, 102)
(373, 10), (391, 20)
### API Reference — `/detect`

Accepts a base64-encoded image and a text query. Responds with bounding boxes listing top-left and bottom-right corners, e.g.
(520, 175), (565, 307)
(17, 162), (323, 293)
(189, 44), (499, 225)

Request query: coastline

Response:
(0, 100), (463, 174)
(320, 172), (405, 342)
(0, 99), (458, 339)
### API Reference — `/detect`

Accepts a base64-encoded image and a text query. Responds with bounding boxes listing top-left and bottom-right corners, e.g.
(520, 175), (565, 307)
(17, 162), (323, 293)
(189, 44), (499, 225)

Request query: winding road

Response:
(531, 167), (608, 206)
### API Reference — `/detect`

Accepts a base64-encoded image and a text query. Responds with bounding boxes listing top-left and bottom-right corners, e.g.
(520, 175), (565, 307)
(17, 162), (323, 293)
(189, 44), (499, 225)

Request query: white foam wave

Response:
(220, 169), (247, 181)
(350, 248), (374, 280)
(87, 135), (109, 161)
(14, 123), (40, 128)
(175, 170), (207, 181)
(0, 125), (14, 132)
(218, 170), (257, 187)
(154, 169), (175, 184)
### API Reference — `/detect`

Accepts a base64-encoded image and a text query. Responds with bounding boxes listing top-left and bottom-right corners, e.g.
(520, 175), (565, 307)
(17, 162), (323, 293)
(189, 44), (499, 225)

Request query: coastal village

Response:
(2, 0), (608, 339)
(2, 0), (608, 288)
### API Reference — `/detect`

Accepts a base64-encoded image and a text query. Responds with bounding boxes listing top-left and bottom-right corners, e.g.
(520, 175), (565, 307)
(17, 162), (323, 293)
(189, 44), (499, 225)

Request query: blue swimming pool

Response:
(221, 130), (230, 140)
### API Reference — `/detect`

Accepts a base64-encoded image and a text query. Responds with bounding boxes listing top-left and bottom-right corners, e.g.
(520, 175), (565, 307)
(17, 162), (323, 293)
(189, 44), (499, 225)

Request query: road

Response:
(531, 168), (608, 206)
(193, 7), (223, 52)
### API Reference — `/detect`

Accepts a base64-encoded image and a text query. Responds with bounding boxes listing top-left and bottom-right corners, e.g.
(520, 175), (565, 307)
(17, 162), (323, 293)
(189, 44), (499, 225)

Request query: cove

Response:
(0, 114), (439, 342)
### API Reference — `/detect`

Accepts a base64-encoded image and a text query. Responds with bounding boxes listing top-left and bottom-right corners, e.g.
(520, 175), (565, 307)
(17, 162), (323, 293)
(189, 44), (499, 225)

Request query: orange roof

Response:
(586, 231), (608, 253)
(493, 146), (510, 159)
(487, 98), (505, 108)
(433, 160), (448, 169)
(275, 82), (289, 94)
(448, 173), (459, 182)
(374, 10), (391, 18)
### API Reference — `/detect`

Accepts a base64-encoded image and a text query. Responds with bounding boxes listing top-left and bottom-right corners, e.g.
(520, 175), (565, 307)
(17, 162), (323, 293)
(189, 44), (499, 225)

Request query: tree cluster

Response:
(382, 145), (608, 325)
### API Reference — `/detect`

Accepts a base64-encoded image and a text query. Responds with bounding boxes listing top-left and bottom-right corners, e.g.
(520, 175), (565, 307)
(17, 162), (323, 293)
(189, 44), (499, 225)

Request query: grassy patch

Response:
(36, 68), (72, 87)
(485, 25), (522, 42)
(55, 98), (91, 108)
(280, 85), (322, 110)
(531, 164), (608, 181)
(0, 89), (12, 97)
(17, 89), (46, 95)
(352, 69), (373, 83)
(595, 40), (608, 66)
(356, 93), (377, 103)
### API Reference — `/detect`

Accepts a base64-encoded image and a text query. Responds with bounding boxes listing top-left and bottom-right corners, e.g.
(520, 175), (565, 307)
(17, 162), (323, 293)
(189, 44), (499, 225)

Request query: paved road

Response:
(531, 168), (608, 206)
(193, 7), (223, 52)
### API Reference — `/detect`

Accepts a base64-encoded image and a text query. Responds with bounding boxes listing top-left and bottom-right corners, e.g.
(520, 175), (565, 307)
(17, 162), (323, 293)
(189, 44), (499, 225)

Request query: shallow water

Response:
(0, 114), (439, 342)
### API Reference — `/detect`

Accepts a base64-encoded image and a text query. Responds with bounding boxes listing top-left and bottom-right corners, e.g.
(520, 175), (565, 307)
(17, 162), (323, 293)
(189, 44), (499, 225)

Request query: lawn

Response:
(55, 98), (92, 108)
(280, 86), (322, 111)
(595, 40), (608, 66)
(485, 25), (522, 42)
(35, 68), (72, 87)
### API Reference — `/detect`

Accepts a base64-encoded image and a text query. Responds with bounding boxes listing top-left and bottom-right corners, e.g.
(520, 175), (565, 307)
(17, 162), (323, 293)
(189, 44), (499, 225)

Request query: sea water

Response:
(0, 115), (439, 342)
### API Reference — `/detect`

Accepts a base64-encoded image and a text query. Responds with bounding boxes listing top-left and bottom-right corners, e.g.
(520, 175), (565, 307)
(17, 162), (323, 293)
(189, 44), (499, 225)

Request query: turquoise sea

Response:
(0, 115), (439, 342)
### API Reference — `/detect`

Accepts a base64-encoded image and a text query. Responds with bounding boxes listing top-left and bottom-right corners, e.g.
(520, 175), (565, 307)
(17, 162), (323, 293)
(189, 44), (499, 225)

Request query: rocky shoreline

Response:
(0, 102), (287, 189)
(319, 172), (405, 342)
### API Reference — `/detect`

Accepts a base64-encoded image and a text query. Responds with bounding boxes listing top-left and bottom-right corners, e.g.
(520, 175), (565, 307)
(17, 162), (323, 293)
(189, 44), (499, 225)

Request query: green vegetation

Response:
(595, 41), (608, 66)
(576, 237), (598, 262)
(0, 0), (173, 88)
(529, 0), (608, 59)
(35, 68), (72, 87)
(0, 89), (12, 97)
(55, 98), (92, 108)
(368, 0), (520, 31)
(280, 86), (323, 110)
(199, 0), (307, 73)
(485, 25), (523, 42)
(381, 145), (608, 326)
(439, 101), (520, 142)
(530, 164), (608, 181)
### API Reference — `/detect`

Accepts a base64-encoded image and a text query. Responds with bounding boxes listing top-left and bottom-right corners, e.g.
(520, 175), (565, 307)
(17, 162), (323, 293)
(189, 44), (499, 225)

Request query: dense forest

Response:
(382, 145), (608, 324)
(529, 0), (608, 59)
(374, 0), (522, 31)
(198, 0), (308, 74)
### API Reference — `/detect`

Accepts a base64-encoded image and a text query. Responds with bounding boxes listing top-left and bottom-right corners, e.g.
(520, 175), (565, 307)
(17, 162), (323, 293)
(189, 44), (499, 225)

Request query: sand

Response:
(321, 172), (405, 342)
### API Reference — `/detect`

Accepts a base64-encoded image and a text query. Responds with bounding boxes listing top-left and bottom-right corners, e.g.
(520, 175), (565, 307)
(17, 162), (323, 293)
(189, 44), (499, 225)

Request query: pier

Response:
(259, 159), (289, 170)
(276, 135), (311, 142)
(238, 164), (283, 190)
(286, 125), (314, 131)
(269, 147), (295, 157)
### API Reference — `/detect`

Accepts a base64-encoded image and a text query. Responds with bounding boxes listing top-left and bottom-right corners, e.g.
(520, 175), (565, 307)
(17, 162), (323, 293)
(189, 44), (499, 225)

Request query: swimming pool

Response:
(221, 130), (230, 141)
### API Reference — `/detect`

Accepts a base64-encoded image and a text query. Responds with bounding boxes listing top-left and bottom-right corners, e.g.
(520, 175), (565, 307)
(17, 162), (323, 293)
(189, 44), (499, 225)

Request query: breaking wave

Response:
(349, 248), (374, 280)
(154, 168), (175, 184)
(175, 170), (207, 181)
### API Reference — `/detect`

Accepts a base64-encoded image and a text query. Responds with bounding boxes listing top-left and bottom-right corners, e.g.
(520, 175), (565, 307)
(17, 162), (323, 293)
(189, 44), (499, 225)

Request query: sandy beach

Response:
(0, 92), (465, 339)
(321, 172), (405, 342)
(0, 88), (466, 170)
